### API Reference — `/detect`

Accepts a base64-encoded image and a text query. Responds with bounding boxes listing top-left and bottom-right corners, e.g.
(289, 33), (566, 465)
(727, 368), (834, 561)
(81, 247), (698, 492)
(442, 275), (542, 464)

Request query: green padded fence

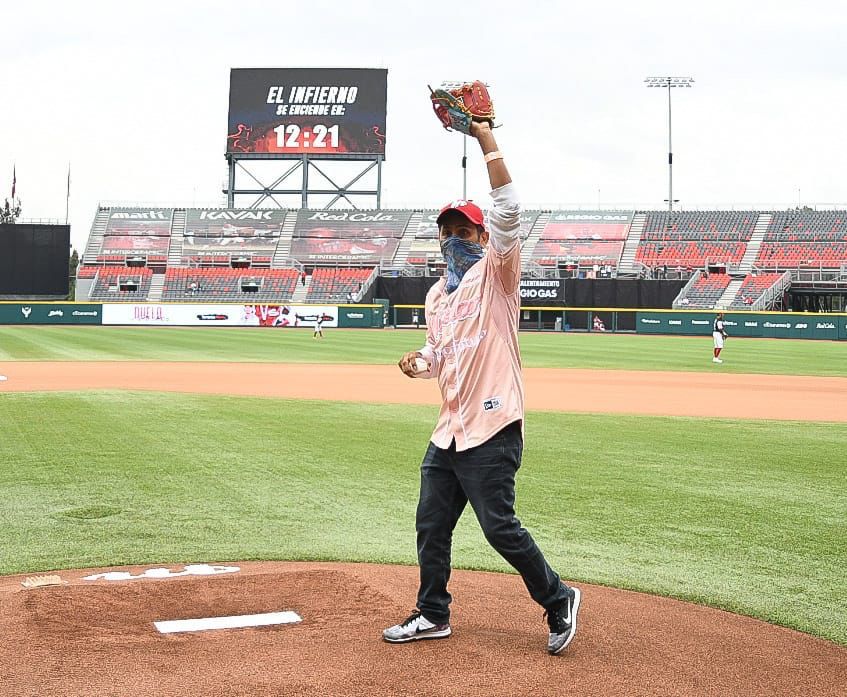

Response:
(636, 310), (847, 340)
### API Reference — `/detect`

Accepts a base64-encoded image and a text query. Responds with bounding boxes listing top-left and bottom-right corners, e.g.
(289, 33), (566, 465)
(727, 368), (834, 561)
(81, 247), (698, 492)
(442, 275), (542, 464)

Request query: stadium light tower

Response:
(644, 76), (694, 214)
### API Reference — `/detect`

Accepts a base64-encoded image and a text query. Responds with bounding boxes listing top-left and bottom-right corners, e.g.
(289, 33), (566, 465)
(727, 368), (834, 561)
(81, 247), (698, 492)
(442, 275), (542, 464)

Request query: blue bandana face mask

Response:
(441, 235), (485, 294)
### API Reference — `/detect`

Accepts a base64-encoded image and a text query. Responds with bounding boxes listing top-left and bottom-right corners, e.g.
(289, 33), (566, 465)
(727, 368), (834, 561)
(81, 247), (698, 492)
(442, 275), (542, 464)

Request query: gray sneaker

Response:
(382, 610), (452, 643)
(545, 587), (581, 654)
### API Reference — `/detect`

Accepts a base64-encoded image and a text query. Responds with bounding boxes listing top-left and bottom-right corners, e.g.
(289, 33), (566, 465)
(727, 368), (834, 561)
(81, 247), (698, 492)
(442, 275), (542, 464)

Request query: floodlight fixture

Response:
(644, 76), (695, 88)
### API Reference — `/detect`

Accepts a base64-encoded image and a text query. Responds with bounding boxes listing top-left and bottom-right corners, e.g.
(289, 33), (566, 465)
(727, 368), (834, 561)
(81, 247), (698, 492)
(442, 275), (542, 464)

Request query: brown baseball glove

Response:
(429, 81), (495, 135)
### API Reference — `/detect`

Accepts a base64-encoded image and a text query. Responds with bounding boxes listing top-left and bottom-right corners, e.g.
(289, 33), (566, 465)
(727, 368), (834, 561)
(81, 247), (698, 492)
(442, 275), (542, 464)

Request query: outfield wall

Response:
(2, 302), (845, 339)
(0, 302), (103, 324)
(636, 310), (847, 340)
(0, 302), (382, 328)
(393, 304), (847, 340)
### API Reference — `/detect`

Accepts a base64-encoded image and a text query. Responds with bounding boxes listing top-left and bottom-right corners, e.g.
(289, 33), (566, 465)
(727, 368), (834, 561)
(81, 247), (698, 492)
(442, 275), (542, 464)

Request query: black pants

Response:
(415, 421), (569, 624)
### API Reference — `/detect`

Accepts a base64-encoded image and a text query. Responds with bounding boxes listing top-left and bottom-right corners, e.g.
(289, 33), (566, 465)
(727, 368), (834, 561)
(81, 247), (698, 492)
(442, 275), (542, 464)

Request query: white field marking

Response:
(154, 611), (302, 634)
(83, 564), (239, 582)
(0, 375), (7, 381)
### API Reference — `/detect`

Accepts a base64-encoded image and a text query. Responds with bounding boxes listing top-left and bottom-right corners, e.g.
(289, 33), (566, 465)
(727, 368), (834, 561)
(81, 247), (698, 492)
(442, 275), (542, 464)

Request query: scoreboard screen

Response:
(227, 68), (387, 156)
(0, 224), (70, 295)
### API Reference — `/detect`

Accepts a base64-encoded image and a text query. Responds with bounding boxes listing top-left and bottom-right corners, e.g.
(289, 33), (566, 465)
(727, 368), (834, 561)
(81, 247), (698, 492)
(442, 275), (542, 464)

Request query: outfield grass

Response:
(1, 325), (846, 376)
(0, 390), (844, 644)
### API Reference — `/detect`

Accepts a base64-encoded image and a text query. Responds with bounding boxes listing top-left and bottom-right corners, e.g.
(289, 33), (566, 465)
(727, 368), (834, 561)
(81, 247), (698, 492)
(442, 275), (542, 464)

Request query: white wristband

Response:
(483, 151), (504, 164)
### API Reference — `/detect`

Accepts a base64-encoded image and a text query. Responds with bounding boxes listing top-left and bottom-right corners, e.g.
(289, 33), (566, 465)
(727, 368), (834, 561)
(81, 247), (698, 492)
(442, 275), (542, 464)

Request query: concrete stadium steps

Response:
(739, 213), (772, 273)
(168, 209), (186, 266)
(520, 212), (550, 267)
(716, 278), (744, 309)
(271, 210), (298, 268)
(618, 213), (646, 273)
(148, 274), (165, 302)
(83, 208), (110, 265)
(290, 275), (311, 303)
(392, 211), (421, 269)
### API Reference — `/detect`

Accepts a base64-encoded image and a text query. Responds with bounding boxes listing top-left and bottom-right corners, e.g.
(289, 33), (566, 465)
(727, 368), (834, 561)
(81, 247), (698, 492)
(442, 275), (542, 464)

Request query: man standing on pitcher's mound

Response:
(383, 82), (580, 655)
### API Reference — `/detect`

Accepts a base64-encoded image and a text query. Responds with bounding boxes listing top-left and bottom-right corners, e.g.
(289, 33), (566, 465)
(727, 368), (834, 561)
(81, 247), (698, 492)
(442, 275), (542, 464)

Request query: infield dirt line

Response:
(1, 361), (845, 422)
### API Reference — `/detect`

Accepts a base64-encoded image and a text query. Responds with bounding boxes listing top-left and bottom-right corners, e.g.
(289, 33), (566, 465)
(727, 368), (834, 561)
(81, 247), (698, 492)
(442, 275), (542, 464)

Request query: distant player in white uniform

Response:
(313, 316), (324, 339)
(712, 312), (728, 363)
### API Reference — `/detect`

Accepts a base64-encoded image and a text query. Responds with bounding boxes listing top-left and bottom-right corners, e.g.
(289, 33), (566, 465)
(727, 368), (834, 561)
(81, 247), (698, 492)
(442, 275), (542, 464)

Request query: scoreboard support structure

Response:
(224, 152), (383, 210)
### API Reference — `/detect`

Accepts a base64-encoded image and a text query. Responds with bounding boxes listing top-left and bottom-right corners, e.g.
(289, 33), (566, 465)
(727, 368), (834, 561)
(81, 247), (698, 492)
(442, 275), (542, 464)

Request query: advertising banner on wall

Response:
(289, 237), (399, 263)
(101, 236), (170, 252)
(294, 209), (411, 238)
(519, 279), (565, 305)
(102, 304), (338, 327)
(184, 209), (286, 237)
(532, 241), (624, 261)
(105, 210), (173, 235)
(0, 303), (102, 325)
(636, 311), (845, 340)
(543, 211), (633, 241)
(227, 68), (387, 156)
(182, 237), (279, 254)
(337, 306), (383, 327)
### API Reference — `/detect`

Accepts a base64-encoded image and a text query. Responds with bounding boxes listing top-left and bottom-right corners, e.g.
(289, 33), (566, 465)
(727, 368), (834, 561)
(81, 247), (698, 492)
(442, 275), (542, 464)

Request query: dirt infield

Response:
(1, 362), (846, 696)
(2, 361), (846, 421)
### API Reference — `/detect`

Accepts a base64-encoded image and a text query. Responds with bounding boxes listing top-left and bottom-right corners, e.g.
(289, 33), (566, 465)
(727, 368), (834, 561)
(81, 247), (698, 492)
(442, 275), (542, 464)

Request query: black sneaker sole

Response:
(382, 627), (452, 643)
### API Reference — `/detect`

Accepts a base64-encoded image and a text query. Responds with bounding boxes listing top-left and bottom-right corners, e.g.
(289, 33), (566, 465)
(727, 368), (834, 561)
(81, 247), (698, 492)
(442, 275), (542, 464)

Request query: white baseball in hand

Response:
(414, 357), (428, 374)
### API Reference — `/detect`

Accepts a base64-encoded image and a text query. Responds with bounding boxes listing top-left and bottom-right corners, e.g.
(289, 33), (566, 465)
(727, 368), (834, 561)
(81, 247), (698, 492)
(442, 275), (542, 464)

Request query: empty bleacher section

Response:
(729, 273), (788, 309)
(289, 210), (411, 264)
(531, 211), (631, 269)
(637, 241), (747, 268)
(306, 267), (373, 302)
(161, 268), (299, 302)
(764, 211), (847, 242)
(96, 208), (173, 265)
(77, 205), (847, 307)
(755, 242), (847, 268)
(635, 211), (755, 268)
(756, 211), (847, 268)
(642, 211), (757, 241)
(182, 209), (285, 267)
(675, 272), (732, 309)
(87, 267), (153, 301)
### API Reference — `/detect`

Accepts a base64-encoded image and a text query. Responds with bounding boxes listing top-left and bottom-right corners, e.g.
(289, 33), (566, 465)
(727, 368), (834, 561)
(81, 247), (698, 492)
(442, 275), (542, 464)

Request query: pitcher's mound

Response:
(1, 561), (844, 696)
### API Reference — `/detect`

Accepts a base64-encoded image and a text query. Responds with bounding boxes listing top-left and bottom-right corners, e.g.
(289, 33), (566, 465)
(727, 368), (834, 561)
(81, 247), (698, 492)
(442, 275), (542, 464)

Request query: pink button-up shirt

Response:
(417, 183), (524, 451)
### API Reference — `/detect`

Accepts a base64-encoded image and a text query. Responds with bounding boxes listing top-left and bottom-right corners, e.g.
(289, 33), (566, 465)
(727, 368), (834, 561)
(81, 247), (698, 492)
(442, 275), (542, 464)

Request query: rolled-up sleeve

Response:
(486, 183), (522, 295)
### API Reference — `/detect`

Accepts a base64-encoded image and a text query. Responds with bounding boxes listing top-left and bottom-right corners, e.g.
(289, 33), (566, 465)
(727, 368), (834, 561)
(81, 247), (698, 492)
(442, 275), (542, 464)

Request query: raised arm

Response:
(471, 121), (511, 189)
(470, 122), (521, 293)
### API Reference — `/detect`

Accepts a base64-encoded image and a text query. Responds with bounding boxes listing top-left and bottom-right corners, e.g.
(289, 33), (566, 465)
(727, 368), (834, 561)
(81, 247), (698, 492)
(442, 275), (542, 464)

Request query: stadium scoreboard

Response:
(227, 68), (387, 157)
(0, 224), (70, 296)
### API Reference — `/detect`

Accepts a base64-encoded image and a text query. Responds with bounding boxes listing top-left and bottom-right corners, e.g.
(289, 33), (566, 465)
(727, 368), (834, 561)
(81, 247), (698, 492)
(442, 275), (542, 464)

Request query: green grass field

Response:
(1, 325), (846, 375)
(1, 327), (845, 645)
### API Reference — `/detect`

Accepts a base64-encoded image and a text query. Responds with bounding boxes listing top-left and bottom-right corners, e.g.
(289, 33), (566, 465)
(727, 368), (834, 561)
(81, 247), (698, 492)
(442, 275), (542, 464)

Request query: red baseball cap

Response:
(436, 199), (485, 227)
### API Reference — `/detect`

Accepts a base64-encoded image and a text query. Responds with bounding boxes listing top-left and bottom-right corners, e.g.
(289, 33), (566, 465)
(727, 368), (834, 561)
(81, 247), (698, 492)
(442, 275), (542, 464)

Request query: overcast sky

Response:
(3, 0), (846, 252)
